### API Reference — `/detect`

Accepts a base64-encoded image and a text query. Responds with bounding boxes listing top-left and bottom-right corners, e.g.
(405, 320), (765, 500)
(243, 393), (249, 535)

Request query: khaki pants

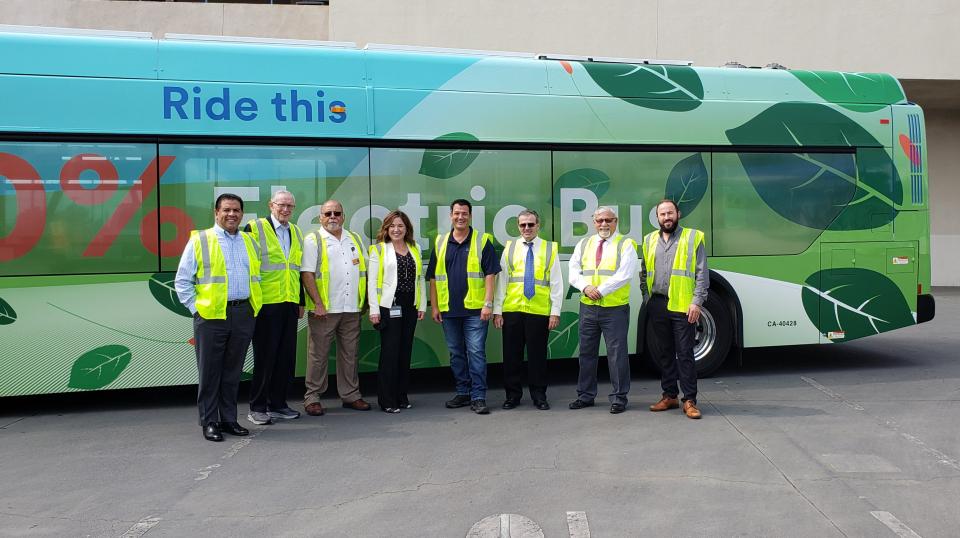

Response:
(304, 312), (362, 405)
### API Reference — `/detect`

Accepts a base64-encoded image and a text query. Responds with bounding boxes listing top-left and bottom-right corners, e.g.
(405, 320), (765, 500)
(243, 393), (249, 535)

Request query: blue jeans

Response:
(442, 315), (489, 400)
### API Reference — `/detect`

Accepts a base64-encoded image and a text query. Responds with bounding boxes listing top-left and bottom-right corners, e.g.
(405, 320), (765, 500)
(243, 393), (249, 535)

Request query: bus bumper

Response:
(918, 294), (936, 324)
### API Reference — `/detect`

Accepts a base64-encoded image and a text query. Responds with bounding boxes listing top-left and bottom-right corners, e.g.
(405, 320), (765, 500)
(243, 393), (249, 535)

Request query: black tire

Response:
(645, 293), (733, 378)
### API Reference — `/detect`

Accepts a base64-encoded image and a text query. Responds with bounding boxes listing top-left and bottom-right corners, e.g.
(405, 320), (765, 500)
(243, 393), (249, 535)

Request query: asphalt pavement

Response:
(2, 289), (958, 537)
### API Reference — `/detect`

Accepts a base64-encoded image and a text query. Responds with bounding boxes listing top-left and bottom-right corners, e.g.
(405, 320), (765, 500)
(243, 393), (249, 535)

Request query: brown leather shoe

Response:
(649, 395), (680, 412)
(683, 400), (702, 419)
(304, 402), (325, 416)
(342, 398), (371, 411)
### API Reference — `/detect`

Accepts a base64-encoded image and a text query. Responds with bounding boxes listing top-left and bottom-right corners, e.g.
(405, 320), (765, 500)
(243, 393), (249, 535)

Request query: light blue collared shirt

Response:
(175, 223), (252, 315)
(273, 217), (291, 258)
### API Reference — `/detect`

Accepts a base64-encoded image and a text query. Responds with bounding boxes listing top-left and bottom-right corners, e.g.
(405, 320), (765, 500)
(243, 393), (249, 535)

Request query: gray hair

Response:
(270, 190), (296, 203)
(593, 206), (617, 219)
(517, 208), (540, 224)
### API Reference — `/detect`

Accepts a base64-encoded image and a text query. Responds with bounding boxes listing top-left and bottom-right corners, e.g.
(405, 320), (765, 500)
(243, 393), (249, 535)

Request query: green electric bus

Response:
(0, 27), (934, 397)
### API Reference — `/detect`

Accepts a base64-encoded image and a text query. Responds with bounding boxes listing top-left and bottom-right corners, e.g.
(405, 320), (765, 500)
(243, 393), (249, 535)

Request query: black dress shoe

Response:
(203, 423), (223, 442)
(219, 422), (249, 436)
(534, 400), (551, 410)
(568, 399), (595, 410)
(610, 403), (626, 414)
(502, 399), (520, 410)
(445, 394), (472, 408)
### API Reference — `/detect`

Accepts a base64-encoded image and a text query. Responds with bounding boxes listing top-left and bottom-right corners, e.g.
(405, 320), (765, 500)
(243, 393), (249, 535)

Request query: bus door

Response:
(816, 242), (918, 344)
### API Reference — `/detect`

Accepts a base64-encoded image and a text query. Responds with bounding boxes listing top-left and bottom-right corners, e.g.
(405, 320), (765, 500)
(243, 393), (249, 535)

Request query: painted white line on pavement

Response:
(194, 463), (220, 481)
(566, 511), (590, 538)
(871, 511), (923, 538)
(466, 514), (544, 538)
(803, 376), (960, 472)
(120, 516), (161, 537)
(221, 426), (266, 460)
(801, 376), (865, 411)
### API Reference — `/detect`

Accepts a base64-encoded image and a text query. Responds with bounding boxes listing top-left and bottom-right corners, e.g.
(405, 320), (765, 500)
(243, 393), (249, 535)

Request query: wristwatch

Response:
(484, 302), (494, 309)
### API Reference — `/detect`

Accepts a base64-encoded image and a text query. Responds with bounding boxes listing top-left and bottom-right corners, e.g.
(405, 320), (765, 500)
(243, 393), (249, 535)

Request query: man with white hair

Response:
(244, 190), (304, 425)
(567, 206), (640, 414)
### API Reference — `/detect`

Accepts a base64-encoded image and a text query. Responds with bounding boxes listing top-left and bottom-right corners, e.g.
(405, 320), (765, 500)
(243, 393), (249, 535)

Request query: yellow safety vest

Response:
(192, 228), (262, 320)
(502, 238), (558, 316)
(371, 242), (424, 310)
(434, 230), (492, 312)
(642, 227), (705, 313)
(305, 229), (367, 311)
(577, 233), (637, 307)
(247, 217), (303, 305)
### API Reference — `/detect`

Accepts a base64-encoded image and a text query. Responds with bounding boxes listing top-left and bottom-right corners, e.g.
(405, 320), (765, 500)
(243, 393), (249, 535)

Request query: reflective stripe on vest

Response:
(305, 229), (367, 311)
(372, 242), (423, 310)
(434, 230), (492, 312)
(502, 238), (557, 316)
(192, 228), (262, 320)
(578, 233), (636, 307)
(250, 217), (303, 304)
(642, 227), (703, 313)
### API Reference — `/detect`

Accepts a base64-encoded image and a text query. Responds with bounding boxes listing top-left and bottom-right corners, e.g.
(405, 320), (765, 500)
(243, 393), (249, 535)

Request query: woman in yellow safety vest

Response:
(367, 210), (426, 413)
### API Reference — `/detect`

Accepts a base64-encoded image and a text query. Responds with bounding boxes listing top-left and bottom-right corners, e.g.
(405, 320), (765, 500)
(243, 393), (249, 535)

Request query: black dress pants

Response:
(648, 294), (698, 402)
(194, 302), (256, 426)
(501, 311), (549, 402)
(249, 302), (299, 412)
(376, 304), (418, 409)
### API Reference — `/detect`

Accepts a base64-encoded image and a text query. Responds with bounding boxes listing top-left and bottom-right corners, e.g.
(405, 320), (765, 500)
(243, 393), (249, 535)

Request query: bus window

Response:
(0, 142), (158, 276)
(157, 144), (370, 270)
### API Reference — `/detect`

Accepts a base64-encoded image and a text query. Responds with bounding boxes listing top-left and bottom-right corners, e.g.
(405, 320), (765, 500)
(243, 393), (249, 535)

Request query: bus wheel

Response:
(645, 293), (733, 378)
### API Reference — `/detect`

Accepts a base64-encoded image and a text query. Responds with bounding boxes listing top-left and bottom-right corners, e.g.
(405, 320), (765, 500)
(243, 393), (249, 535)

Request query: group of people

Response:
(174, 192), (708, 443)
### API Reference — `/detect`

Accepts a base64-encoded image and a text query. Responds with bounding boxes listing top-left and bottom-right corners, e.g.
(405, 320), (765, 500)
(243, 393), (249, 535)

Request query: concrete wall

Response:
(0, 0), (329, 40)
(1, 0), (958, 284)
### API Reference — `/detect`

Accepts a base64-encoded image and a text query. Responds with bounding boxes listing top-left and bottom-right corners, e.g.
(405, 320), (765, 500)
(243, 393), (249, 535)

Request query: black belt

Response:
(227, 299), (249, 306)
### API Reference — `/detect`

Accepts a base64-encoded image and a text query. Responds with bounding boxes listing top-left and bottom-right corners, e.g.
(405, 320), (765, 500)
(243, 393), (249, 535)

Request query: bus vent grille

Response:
(908, 113), (924, 205)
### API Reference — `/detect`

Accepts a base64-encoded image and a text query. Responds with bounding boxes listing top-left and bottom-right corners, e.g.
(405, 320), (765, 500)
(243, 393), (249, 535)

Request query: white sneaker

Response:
(247, 411), (273, 425)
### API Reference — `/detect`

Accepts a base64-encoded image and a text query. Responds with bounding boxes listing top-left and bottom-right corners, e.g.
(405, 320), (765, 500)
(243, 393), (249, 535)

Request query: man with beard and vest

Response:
(428, 198), (500, 415)
(175, 193), (261, 442)
(644, 199), (709, 419)
(493, 209), (563, 410)
(301, 199), (371, 415)
(568, 206), (640, 414)
(243, 190), (304, 425)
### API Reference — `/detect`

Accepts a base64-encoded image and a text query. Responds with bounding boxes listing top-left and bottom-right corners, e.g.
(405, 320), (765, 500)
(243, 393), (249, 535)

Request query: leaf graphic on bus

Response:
(801, 268), (914, 342)
(148, 272), (191, 318)
(548, 312), (581, 358)
(553, 168), (611, 208)
(726, 103), (902, 230)
(419, 132), (480, 179)
(68, 344), (132, 390)
(0, 297), (16, 325)
(582, 62), (703, 111)
(410, 337), (441, 369)
(664, 153), (708, 216)
(792, 71), (905, 112)
(357, 329), (382, 371)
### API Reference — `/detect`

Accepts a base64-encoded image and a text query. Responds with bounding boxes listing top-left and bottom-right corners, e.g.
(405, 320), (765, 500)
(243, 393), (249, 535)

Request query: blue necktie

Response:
(523, 242), (535, 299)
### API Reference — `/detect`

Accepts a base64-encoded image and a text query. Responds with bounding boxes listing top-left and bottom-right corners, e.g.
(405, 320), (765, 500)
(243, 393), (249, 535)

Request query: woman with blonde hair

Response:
(368, 210), (426, 413)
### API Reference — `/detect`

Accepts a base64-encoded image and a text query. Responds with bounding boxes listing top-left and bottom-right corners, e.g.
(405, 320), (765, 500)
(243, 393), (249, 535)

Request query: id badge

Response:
(389, 305), (403, 318)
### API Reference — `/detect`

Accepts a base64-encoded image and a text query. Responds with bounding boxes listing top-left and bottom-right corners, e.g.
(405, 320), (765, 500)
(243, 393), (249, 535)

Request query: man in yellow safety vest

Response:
(644, 199), (709, 419)
(175, 193), (262, 442)
(301, 199), (371, 416)
(243, 190), (304, 425)
(567, 206), (640, 414)
(493, 209), (563, 411)
(428, 198), (501, 415)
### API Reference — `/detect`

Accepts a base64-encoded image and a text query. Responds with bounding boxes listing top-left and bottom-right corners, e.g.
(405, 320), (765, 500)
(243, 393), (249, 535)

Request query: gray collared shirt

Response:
(646, 226), (709, 307)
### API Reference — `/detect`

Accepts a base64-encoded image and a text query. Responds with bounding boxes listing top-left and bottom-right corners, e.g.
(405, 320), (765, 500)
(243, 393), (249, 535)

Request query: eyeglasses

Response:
(322, 211), (343, 217)
(594, 218), (616, 224)
(518, 223), (538, 229)
(272, 203), (295, 210)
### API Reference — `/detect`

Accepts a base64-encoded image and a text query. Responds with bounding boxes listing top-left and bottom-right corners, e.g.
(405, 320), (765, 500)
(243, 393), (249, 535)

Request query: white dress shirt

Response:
(493, 237), (564, 317)
(301, 227), (364, 313)
(568, 232), (638, 299)
(367, 242), (427, 313)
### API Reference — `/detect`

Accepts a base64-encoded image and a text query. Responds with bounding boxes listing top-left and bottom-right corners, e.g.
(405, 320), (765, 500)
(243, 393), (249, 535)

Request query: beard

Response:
(659, 219), (677, 233)
(324, 221), (342, 232)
